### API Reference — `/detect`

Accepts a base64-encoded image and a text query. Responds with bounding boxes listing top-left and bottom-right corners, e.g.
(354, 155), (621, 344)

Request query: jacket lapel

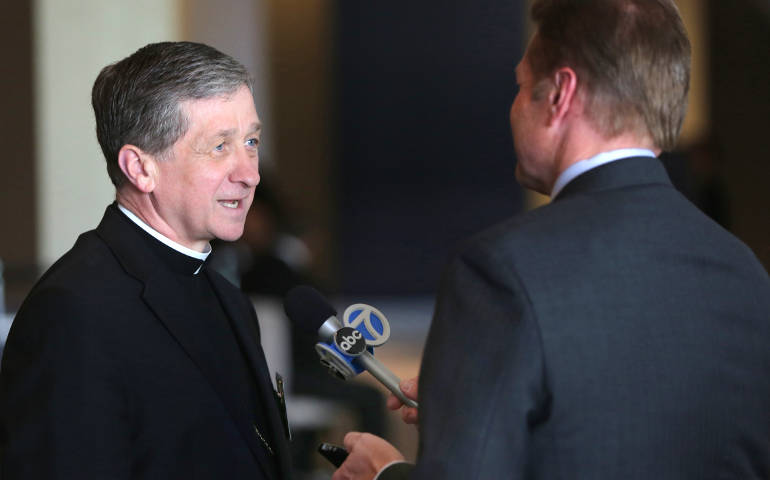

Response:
(140, 276), (273, 469)
(207, 272), (294, 479)
(96, 205), (287, 478)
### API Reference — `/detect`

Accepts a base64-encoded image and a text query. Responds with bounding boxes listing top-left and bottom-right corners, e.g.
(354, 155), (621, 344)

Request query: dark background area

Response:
(335, 1), (525, 294)
(708, 0), (770, 267)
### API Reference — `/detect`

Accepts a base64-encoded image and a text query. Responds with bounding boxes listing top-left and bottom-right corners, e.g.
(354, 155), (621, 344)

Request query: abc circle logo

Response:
(334, 327), (367, 356)
(343, 304), (391, 346)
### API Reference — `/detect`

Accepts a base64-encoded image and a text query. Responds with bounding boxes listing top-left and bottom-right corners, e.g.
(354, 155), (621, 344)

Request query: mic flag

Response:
(343, 304), (391, 347)
(283, 286), (418, 409)
(313, 303), (393, 382)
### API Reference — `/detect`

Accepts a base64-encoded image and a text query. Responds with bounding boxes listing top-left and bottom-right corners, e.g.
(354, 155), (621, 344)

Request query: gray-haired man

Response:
(1, 42), (293, 479)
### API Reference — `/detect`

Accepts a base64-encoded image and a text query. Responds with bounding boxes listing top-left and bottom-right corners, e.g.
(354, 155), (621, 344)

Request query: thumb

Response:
(343, 431), (363, 451)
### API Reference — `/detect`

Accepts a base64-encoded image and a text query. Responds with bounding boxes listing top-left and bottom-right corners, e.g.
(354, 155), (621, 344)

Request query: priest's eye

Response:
(246, 138), (258, 148)
(214, 142), (225, 152)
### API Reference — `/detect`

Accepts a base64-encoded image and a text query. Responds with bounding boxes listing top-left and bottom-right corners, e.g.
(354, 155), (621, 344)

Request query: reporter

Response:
(333, 1), (770, 479)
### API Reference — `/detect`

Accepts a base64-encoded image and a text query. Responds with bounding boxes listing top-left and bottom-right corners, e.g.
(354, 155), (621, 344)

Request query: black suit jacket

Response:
(382, 157), (770, 479)
(0, 205), (293, 479)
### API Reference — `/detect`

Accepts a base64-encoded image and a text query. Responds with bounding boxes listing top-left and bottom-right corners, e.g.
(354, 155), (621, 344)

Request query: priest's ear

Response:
(117, 145), (158, 193)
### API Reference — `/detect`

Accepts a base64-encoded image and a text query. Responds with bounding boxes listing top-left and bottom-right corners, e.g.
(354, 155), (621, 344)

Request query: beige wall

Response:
(34, 0), (181, 267)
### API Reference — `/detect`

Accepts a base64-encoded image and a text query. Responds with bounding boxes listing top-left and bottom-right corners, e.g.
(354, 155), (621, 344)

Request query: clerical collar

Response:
(117, 203), (211, 275)
(550, 148), (657, 199)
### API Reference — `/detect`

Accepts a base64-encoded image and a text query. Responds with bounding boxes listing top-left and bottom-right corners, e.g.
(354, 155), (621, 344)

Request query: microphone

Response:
(284, 285), (418, 409)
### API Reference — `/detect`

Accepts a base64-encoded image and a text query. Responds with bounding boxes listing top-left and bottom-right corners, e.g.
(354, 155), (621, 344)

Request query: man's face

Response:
(510, 48), (555, 195)
(152, 85), (261, 251)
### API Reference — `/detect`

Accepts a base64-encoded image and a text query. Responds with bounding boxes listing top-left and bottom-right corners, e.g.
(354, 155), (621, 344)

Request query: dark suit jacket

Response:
(0, 205), (293, 479)
(381, 157), (770, 479)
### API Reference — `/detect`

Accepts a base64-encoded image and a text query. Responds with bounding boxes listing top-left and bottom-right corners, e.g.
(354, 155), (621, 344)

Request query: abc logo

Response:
(334, 327), (367, 356)
(343, 304), (391, 346)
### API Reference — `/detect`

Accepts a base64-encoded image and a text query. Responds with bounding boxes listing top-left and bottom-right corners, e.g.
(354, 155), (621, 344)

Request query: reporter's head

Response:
(527, 0), (691, 151)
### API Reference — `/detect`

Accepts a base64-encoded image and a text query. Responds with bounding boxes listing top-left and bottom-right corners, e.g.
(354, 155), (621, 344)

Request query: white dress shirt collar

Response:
(117, 203), (211, 264)
(550, 148), (657, 199)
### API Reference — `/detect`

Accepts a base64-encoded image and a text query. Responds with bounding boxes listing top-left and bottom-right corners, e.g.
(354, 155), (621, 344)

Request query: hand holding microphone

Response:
(387, 377), (419, 425)
(283, 285), (418, 409)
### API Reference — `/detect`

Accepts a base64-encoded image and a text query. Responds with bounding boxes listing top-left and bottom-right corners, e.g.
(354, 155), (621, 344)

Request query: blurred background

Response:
(1, 0), (768, 477)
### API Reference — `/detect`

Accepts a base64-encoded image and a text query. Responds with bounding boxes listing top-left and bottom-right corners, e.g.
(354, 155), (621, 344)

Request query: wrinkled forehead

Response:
(178, 86), (260, 139)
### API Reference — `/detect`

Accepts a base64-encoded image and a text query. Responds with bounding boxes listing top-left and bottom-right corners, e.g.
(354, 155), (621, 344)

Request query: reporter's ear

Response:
(546, 67), (578, 127)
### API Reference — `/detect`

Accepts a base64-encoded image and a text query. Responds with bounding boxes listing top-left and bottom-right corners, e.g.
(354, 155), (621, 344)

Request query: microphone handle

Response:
(358, 351), (419, 409)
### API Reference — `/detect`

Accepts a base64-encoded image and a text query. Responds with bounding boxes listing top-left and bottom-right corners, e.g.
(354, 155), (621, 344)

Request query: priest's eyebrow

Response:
(213, 122), (262, 140)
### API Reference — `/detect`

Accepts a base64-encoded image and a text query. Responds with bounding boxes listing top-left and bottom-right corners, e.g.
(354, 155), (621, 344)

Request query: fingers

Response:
(343, 431), (363, 451)
(387, 377), (419, 410)
(387, 377), (419, 424)
(333, 432), (405, 480)
(386, 393), (403, 411)
(400, 406), (419, 425)
(401, 377), (418, 400)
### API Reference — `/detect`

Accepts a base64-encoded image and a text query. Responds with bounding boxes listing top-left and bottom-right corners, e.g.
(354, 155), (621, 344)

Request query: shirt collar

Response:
(550, 148), (657, 199)
(117, 203), (211, 273)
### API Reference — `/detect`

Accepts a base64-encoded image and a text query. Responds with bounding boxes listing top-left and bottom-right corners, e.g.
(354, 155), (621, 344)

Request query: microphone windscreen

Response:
(284, 285), (337, 335)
